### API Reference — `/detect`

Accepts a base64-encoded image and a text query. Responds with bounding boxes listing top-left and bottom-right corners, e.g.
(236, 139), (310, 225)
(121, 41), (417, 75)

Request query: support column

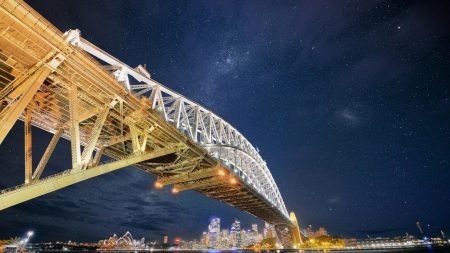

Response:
(92, 146), (105, 168)
(33, 128), (63, 181)
(0, 66), (51, 144)
(139, 131), (148, 152)
(206, 113), (212, 143)
(69, 83), (81, 169)
(24, 108), (32, 184)
(173, 98), (182, 128)
(192, 106), (200, 142)
(130, 124), (140, 153)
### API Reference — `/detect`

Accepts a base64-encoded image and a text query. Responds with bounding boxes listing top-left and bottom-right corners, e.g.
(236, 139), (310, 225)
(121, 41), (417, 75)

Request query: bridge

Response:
(0, 0), (301, 248)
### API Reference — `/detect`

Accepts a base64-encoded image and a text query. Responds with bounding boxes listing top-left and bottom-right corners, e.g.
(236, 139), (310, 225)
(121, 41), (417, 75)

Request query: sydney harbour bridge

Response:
(0, 0), (301, 248)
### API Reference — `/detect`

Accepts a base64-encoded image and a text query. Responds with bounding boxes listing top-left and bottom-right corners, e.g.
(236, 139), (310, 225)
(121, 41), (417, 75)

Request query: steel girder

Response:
(64, 30), (288, 217)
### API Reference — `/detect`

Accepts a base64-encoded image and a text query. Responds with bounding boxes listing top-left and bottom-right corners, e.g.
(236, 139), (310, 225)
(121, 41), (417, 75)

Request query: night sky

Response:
(1, 0), (450, 243)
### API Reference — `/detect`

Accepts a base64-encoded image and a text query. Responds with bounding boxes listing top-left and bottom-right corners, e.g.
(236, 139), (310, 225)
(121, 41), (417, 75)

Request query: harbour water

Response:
(36, 247), (450, 253)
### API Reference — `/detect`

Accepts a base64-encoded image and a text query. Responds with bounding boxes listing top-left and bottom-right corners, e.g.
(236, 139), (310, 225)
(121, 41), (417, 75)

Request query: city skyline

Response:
(0, 0), (449, 243)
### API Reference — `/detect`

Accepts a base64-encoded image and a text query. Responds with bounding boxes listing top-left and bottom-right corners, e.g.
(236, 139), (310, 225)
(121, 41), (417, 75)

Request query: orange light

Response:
(172, 187), (179, 194)
(230, 178), (237, 184)
(154, 181), (163, 189)
(218, 170), (225, 176)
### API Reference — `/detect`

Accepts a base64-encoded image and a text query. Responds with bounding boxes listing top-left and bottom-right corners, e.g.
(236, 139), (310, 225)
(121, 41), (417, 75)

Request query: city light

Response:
(171, 187), (179, 194)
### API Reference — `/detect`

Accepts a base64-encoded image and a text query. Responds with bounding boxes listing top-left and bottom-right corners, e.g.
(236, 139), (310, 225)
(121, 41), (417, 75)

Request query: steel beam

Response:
(80, 106), (110, 169)
(0, 147), (177, 210)
(69, 83), (81, 169)
(129, 124), (140, 153)
(92, 146), (105, 168)
(175, 177), (234, 192)
(24, 108), (32, 184)
(157, 167), (218, 185)
(33, 128), (63, 181)
(0, 66), (51, 144)
(173, 98), (181, 128)
(192, 106), (200, 142)
(139, 131), (148, 152)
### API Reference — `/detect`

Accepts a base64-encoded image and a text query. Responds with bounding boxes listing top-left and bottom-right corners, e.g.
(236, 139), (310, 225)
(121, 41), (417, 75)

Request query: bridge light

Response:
(154, 181), (163, 189)
(230, 178), (237, 184)
(218, 170), (225, 176)
(171, 187), (179, 194)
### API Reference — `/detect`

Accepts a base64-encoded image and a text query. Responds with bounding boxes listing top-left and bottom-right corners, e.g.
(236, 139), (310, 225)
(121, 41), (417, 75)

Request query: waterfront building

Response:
(252, 224), (258, 233)
(208, 218), (221, 249)
(200, 232), (207, 245)
(306, 225), (315, 238)
(316, 227), (328, 237)
(164, 236), (168, 244)
(229, 225), (236, 246)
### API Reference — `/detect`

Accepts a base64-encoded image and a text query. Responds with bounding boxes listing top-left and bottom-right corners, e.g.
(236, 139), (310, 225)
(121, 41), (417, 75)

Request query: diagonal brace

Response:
(80, 106), (110, 169)
(32, 128), (63, 181)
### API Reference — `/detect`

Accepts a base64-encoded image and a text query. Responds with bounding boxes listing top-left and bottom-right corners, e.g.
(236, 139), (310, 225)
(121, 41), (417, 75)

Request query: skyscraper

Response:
(164, 236), (168, 244)
(233, 219), (241, 248)
(252, 224), (258, 233)
(208, 218), (221, 249)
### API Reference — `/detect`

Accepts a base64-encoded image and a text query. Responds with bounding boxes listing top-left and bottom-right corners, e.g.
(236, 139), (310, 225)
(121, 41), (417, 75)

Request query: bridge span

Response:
(0, 0), (301, 248)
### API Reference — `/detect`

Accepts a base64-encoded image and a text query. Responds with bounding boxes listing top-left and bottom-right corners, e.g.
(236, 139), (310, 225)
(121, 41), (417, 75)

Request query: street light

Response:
(24, 231), (33, 249)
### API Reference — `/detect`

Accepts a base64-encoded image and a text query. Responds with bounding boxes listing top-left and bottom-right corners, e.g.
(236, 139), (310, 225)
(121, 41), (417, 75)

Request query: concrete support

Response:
(0, 66), (51, 144)
(24, 108), (32, 184)
(0, 147), (177, 210)
(290, 211), (302, 246)
(33, 128), (63, 181)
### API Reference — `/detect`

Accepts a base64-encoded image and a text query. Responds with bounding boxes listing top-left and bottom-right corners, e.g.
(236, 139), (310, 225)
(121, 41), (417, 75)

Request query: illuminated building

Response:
(316, 227), (328, 237)
(200, 232), (207, 245)
(234, 219), (242, 248)
(208, 218), (221, 249)
(164, 236), (168, 244)
(252, 224), (258, 233)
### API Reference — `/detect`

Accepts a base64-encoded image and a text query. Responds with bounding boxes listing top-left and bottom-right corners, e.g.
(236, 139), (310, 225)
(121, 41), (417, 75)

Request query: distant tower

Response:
(164, 236), (168, 244)
(416, 222), (423, 235)
(252, 224), (258, 233)
(234, 219), (241, 248)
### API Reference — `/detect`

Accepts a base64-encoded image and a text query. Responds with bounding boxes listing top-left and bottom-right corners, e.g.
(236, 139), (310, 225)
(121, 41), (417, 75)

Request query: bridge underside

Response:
(0, 0), (300, 248)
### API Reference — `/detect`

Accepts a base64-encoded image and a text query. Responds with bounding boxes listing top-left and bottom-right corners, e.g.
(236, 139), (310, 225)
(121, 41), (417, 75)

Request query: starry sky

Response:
(1, 0), (450, 243)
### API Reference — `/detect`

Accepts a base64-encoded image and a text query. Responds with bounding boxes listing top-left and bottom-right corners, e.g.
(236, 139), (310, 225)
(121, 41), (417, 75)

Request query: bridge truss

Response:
(0, 0), (301, 248)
